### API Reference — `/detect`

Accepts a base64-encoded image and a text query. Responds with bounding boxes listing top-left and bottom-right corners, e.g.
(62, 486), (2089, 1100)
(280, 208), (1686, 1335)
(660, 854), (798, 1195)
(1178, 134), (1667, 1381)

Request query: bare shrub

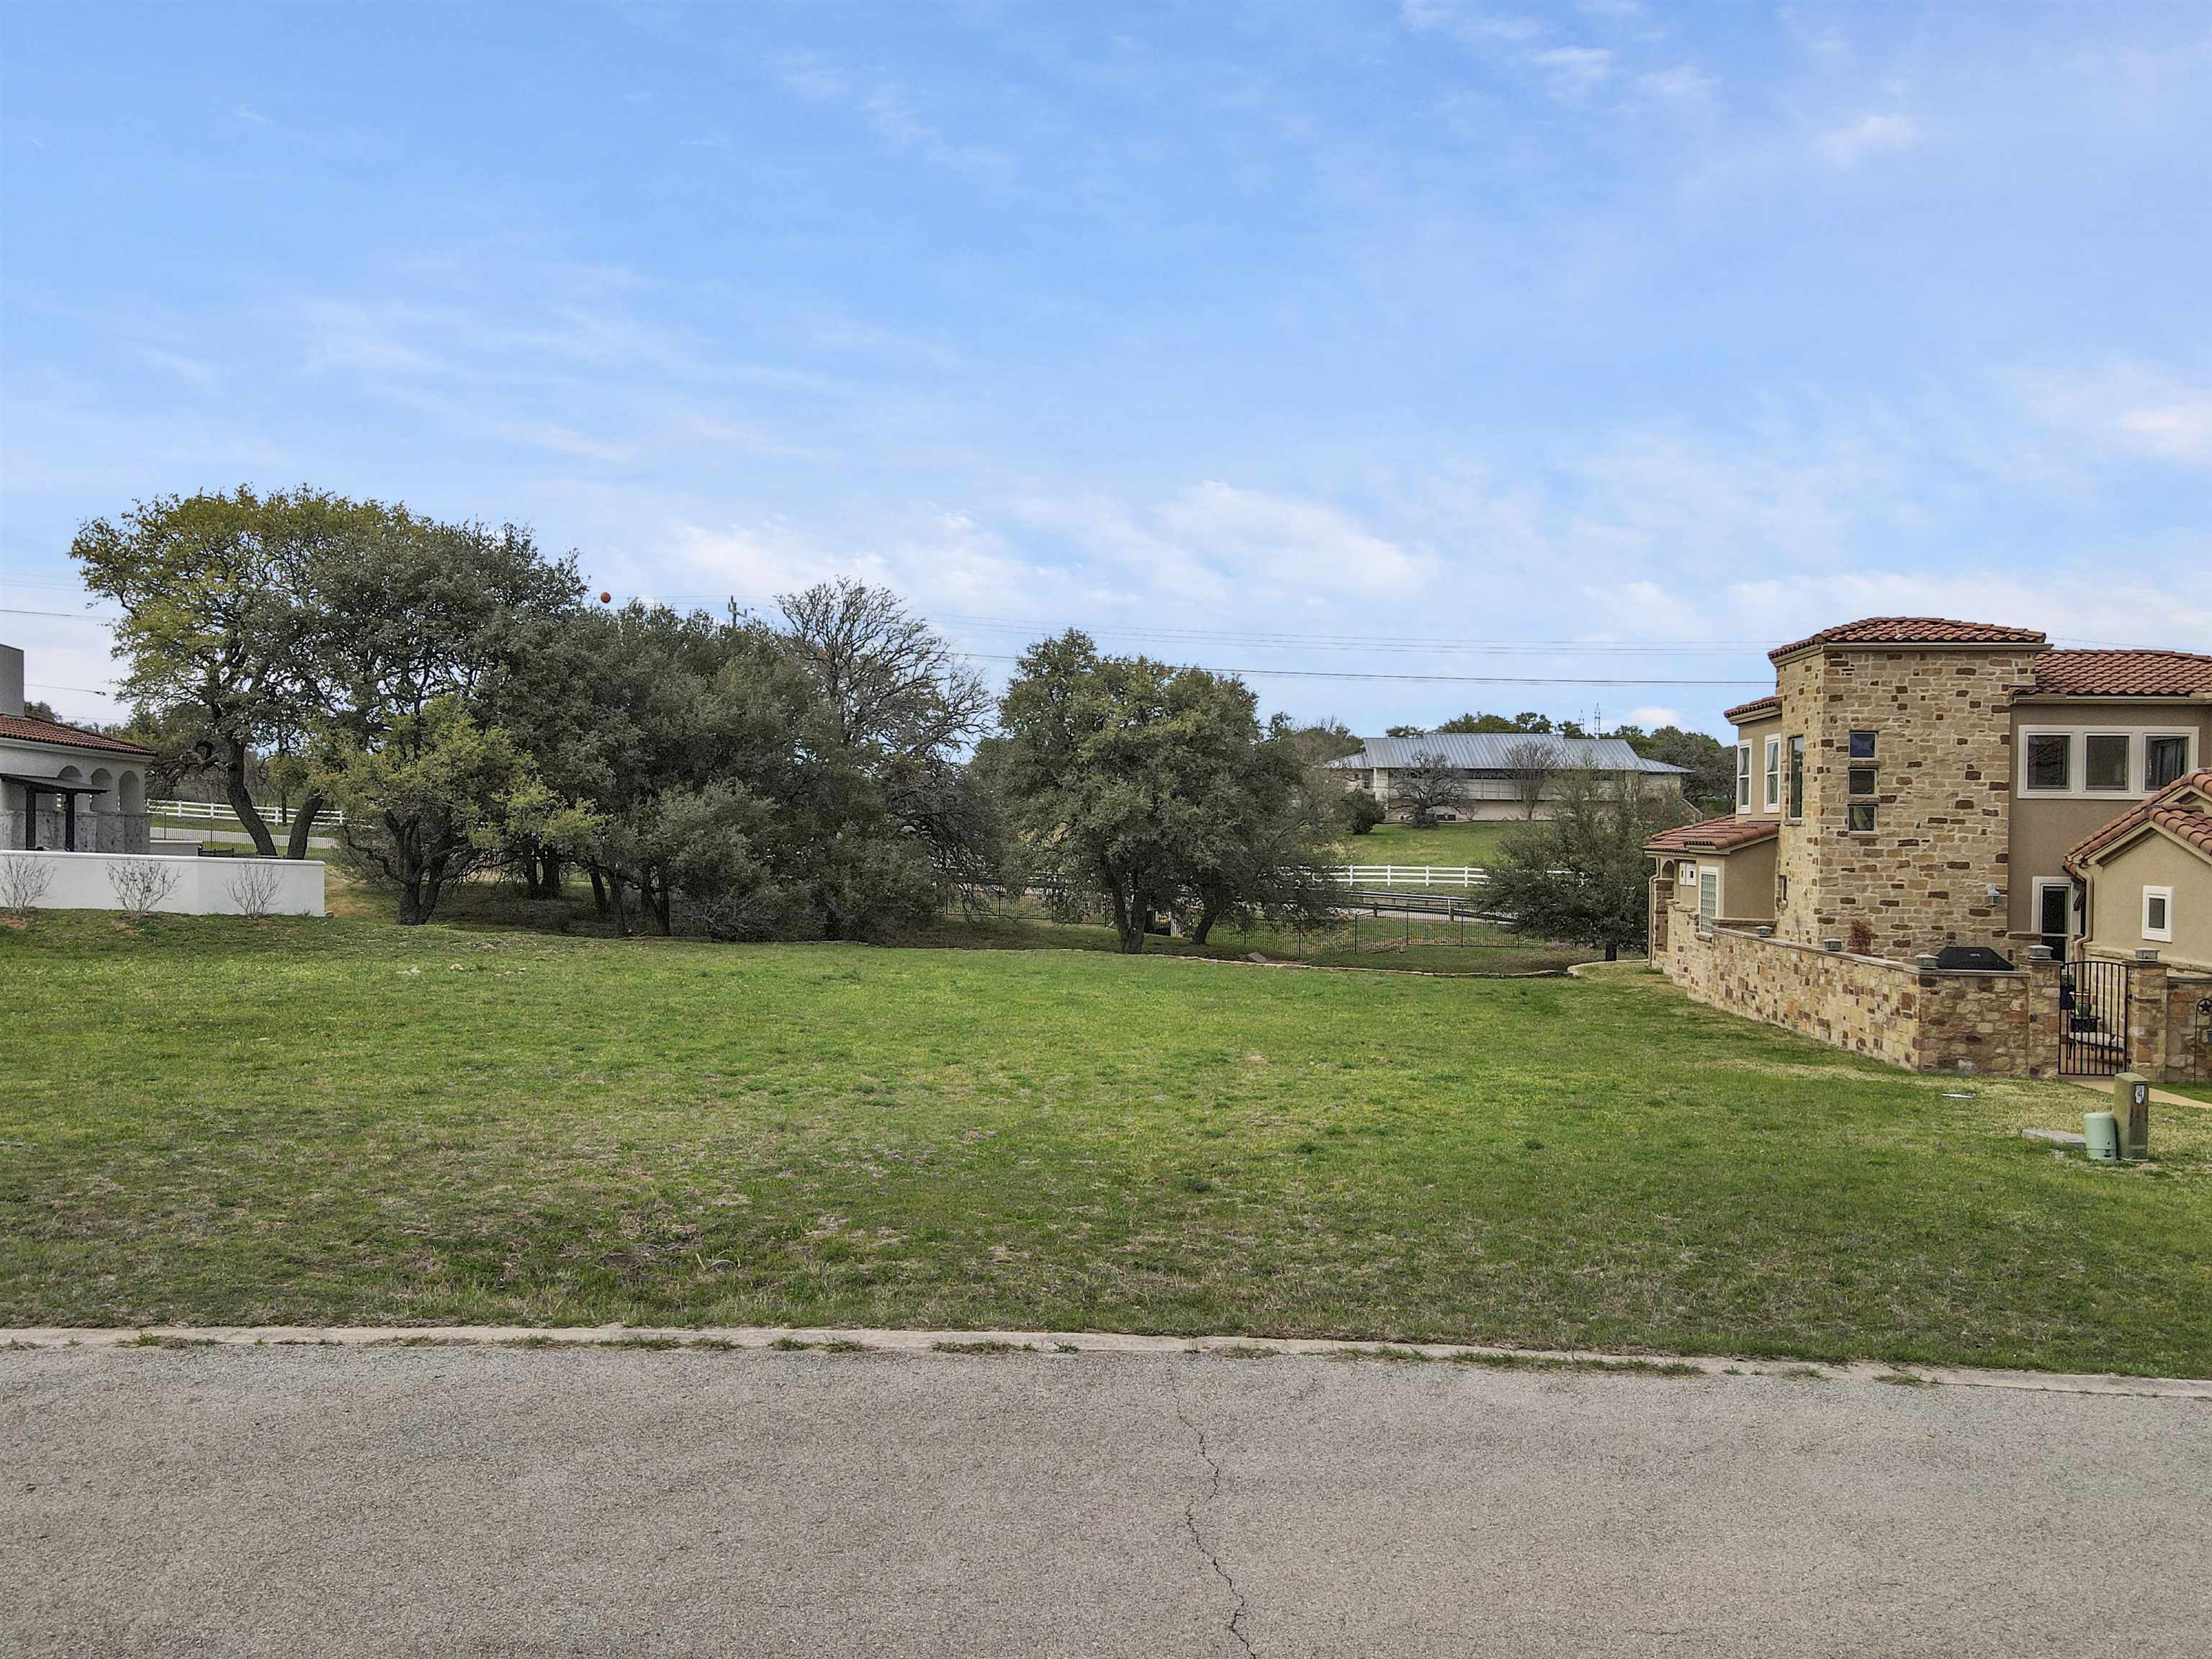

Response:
(107, 857), (182, 919)
(0, 855), (54, 917)
(228, 861), (284, 920)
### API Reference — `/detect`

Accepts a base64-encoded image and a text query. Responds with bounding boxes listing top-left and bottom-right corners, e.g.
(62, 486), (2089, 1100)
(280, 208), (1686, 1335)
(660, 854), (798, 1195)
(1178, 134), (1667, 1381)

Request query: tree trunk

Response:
(1107, 882), (1143, 953)
(539, 849), (562, 899)
(1191, 902), (1220, 946)
(610, 876), (633, 937)
(284, 793), (325, 860)
(650, 873), (673, 937)
(1605, 942), (1619, 961)
(395, 855), (431, 925)
(222, 735), (277, 856)
(589, 867), (608, 916)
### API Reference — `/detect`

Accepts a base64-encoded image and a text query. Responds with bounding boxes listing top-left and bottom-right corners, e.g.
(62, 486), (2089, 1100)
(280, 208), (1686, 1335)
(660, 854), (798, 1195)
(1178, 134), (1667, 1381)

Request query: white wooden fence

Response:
(153, 799), (346, 829)
(1335, 864), (1488, 889)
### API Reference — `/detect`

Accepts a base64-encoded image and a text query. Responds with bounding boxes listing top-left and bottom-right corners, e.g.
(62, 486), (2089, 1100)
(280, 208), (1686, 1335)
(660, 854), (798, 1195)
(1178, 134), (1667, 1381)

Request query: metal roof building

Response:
(1328, 734), (1689, 775)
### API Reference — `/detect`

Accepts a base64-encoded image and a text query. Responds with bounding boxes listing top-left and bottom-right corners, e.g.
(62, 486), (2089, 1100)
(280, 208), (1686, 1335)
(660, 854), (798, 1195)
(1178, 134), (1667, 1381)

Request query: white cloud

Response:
(1532, 46), (1614, 99)
(773, 52), (1011, 179)
(1816, 112), (1918, 166)
(2015, 362), (2212, 469)
(492, 421), (635, 465)
(138, 348), (220, 387)
(1715, 570), (2211, 655)
(1626, 706), (1679, 727)
(230, 105), (271, 127)
(1153, 481), (1429, 597)
(1399, 2), (1543, 46)
(2114, 396), (2212, 466)
(1635, 66), (1716, 102)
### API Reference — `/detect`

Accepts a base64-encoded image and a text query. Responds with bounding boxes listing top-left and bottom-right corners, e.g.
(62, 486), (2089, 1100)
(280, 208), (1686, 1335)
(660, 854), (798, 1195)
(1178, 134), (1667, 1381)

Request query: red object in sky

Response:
(598, 591), (612, 603)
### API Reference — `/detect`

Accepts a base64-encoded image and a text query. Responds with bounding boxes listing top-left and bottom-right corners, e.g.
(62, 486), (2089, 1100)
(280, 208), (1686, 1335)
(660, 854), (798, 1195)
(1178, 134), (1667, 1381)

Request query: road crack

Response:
(1175, 1395), (1256, 1658)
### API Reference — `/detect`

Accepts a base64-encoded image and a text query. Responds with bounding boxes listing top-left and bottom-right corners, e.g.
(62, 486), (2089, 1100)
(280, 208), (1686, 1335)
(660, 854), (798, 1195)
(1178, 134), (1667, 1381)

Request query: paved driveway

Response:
(6, 1344), (2208, 1656)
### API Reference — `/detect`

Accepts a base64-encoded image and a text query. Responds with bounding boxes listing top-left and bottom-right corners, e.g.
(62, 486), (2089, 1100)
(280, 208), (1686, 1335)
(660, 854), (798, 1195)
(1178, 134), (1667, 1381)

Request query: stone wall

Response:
(1660, 909), (2062, 1076)
(2167, 976), (2212, 1083)
(1771, 644), (2038, 961)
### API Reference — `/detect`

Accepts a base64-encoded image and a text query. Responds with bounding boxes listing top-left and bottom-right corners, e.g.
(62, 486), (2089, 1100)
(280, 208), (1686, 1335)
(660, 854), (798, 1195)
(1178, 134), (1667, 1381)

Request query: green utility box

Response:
(2084, 1112), (2119, 1162)
(2112, 1073), (2151, 1161)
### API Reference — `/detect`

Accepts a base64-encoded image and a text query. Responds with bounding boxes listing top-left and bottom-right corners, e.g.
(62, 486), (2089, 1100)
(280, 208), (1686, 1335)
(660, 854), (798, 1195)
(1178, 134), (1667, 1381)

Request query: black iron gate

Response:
(2059, 957), (2132, 1076)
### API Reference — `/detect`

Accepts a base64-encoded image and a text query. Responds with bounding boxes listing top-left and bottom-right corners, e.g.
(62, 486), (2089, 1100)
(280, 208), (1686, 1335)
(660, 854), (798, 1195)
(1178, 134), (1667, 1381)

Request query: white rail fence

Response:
(1334, 864), (1488, 889)
(152, 799), (346, 829)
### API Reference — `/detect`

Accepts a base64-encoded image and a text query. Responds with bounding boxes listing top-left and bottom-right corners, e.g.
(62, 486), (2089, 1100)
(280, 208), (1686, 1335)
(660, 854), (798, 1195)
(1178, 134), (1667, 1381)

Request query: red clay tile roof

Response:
(2064, 771), (2212, 871)
(0, 712), (155, 757)
(2024, 648), (2212, 699)
(1722, 694), (1781, 724)
(2143, 804), (2212, 863)
(1768, 617), (2047, 662)
(1645, 815), (1780, 855)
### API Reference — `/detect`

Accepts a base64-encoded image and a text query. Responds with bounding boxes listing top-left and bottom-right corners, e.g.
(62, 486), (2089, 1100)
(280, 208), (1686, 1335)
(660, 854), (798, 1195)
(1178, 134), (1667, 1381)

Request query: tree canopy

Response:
(1481, 769), (1694, 961)
(996, 631), (1334, 953)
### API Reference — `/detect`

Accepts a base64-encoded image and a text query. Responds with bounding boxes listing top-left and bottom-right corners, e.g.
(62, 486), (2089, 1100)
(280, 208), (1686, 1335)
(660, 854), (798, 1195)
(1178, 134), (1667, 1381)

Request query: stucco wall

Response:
(2081, 833), (2212, 969)
(1, 737), (148, 849)
(1663, 840), (1777, 923)
(2005, 702), (2211, 935)
(0, 849), (325, 916)
(1732, 714), (1783, 817)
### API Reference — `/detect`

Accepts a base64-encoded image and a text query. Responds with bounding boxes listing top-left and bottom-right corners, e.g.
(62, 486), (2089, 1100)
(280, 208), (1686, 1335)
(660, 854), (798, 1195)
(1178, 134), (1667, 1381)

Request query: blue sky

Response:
(3, 1), (2208, 737)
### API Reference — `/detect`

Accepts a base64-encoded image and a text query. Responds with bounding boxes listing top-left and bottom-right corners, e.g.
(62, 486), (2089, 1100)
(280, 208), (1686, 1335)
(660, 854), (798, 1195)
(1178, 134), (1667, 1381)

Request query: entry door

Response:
(2036, 881), (2074, 962)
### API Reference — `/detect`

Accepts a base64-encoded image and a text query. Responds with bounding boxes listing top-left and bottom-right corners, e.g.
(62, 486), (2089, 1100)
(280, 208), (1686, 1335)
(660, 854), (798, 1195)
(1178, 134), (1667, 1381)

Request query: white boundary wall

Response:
(0, 849), (325, 916)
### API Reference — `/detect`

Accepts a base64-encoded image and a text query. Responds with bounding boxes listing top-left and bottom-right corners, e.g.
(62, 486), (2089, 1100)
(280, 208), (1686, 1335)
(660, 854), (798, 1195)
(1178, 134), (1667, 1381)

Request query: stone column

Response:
(2023, 950), (2064, 1079)
(2127, 959), (2170, 1081)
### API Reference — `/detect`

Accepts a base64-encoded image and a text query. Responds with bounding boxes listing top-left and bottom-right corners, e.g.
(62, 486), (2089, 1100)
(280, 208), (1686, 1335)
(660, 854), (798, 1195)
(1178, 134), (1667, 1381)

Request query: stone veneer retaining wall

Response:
(2153, 972), (2212, 1084)
(1655, 875), (2059, 1076)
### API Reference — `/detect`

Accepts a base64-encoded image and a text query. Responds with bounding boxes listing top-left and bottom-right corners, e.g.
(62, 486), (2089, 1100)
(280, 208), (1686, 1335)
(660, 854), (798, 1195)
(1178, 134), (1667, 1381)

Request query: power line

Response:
(949, 652), (1765, 686)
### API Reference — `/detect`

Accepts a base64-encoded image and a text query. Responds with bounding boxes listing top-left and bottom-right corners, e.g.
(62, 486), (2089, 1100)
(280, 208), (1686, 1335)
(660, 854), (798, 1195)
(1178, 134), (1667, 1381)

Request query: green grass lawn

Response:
(4, 912), (2208, 1375)
(1336, 819), (1518, 868)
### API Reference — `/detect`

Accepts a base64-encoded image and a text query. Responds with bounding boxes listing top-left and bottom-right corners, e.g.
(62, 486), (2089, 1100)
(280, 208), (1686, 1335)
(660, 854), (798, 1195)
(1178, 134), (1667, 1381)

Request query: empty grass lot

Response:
(4, 912), (2208, 1375)
(1336, 819), (1516, 868)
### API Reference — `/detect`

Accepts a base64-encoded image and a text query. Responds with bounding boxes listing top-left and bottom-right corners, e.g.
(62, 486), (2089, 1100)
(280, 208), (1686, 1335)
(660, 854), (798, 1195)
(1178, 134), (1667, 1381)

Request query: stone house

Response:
(1646, 618), (2212, 1082)
(1329, 733), (1687, 823)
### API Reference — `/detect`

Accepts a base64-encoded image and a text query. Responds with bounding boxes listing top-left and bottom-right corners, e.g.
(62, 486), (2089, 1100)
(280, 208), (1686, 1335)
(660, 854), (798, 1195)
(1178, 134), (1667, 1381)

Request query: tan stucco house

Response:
(1329, 733), (1686, 822)
(1645, 618), (2212, 1082)
(2064, 770), (2212, 972)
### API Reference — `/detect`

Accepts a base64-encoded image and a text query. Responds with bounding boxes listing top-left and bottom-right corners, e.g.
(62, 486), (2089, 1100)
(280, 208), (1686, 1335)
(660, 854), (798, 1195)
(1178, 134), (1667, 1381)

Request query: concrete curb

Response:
(5, 1325), (2207, 1398)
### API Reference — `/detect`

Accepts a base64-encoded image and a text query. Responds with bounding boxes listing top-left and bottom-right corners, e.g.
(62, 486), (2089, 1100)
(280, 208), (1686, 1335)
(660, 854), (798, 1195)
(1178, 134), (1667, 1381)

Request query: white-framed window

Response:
(2018, 729), (2198, 799)
(1736, 745), (1752, 810)
(1763, 737), (1781, 812)
(2143, 885), (2173, 943)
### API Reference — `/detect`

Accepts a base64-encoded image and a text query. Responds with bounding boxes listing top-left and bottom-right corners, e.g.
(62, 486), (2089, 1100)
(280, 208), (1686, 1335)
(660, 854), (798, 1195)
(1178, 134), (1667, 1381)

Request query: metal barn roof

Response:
(1328, 734), (1689, 774)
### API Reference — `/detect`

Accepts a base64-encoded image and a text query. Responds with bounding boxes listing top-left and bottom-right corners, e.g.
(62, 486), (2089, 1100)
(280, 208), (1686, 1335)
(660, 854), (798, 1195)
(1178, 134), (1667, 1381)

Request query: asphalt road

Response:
(6, 1344), (2208, 1657)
